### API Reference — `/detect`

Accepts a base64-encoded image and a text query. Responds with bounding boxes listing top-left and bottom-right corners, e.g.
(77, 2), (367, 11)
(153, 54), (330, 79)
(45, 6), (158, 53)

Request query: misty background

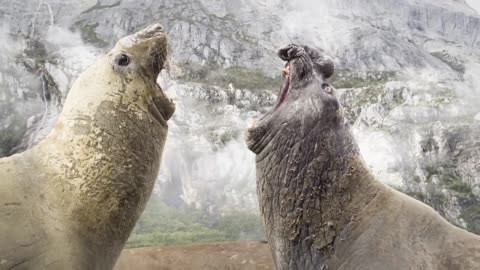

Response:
(0, 0), (479, 247)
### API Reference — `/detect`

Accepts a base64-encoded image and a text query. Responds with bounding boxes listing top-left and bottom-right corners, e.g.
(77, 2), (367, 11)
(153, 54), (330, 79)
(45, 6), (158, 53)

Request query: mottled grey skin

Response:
(0, 24), (175, 270)
(246, 44), (480, 270)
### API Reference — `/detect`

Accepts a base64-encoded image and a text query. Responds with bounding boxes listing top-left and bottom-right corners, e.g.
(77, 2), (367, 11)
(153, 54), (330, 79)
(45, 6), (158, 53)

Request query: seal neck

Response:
(257, 122), (383, 268)
(297, 124), (382, 228)
(31, 105), (164, 268)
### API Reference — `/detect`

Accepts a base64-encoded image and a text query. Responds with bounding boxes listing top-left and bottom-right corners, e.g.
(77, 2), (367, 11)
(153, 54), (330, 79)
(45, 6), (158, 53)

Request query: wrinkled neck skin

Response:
(18, 49), (173, 269)
(247, 45), (381, 269)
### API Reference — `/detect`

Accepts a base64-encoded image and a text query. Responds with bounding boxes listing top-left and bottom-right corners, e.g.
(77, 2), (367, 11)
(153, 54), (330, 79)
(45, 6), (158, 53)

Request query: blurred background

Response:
(0, 0), (479, 251)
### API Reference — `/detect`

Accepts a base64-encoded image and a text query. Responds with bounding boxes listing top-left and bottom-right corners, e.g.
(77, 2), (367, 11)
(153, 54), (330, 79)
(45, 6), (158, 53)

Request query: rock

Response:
(430, 50), (466, 73)
(473, 186), (480, 199)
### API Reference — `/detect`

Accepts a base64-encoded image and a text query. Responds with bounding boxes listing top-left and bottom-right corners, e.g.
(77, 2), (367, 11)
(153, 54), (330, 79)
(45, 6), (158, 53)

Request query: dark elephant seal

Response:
(246, 44), (480, 270)
(0, 23), (175, 270)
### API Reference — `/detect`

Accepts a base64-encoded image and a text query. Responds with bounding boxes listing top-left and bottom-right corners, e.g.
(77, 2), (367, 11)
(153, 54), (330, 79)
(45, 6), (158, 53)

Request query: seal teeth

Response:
(282, 66), (290, 75)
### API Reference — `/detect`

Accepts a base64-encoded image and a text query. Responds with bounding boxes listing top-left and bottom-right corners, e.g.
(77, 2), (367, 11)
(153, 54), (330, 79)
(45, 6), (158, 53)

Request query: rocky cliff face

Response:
(0, 0), (479, 233)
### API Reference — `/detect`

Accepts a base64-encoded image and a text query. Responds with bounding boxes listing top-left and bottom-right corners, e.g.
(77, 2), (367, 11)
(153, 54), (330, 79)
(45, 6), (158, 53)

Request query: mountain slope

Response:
(0, 0), (479, 237)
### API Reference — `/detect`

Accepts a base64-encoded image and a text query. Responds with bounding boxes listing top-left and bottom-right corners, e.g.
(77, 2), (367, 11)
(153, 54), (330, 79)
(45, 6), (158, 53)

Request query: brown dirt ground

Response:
(114, 241), (275, 270)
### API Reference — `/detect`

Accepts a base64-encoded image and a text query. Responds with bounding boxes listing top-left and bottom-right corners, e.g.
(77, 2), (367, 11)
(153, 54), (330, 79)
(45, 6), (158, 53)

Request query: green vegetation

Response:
(208, 128), (241, 147)
(431, 87), (457, 106)
(405, 191), (426, 202)
(0, 111), (27, 157)
(213, 213), (265, 240)
(429, 191), (448, 211)
(176, 62), (279, 90)
(332, 69), (401, 124)
(330, 69), (397, 89)
(72, 21), (108, 48)
(424, 165), (463, 187)
(406, 168), (479, 235)
(127, 224), (226, 248)
(126, 196), (265, 248)
(424, 165), (473, 198)
(449, 181), (472, 194)
(339, 85), (385, 124)
(460, 205), (480, 233)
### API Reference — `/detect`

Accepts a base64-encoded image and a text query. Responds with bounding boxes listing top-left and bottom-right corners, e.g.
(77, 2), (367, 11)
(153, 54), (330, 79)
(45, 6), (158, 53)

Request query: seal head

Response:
(246, 44), (338, 155)
(60, 23), (175, 129)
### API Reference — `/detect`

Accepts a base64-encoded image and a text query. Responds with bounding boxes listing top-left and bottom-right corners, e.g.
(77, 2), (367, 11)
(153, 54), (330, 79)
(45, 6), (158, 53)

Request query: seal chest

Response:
(0, 23), (175, 270)
(246, 44), (480, 270)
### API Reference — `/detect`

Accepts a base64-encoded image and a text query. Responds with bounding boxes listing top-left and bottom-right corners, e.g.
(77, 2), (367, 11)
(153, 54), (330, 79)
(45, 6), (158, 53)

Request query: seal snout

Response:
(277, 44), (306, 61)
(274, 44), (309, 111)
(135, 23), (165, 39)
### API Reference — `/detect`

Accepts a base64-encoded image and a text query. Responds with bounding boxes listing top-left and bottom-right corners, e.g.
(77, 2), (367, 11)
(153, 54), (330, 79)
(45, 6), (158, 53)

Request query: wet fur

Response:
(0, 24), (174, 270)
(246, 44), (480, 270)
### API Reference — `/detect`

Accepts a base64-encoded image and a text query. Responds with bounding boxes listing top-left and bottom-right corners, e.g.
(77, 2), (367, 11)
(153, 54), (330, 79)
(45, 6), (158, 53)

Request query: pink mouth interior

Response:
(274, 63), (290, 111)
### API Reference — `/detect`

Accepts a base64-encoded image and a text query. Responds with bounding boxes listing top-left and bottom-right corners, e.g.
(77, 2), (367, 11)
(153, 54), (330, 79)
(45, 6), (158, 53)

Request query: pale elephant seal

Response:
(0, 23), (175, 270)
(246, 44), (480, 270)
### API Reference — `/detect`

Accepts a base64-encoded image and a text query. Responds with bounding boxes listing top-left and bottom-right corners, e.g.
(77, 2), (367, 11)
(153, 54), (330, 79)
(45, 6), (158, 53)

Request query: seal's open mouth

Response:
(274, 62), (291, 111)
(247, 62), (292, 130)
(149, 82), (175, 127)
(149, 101), (166, 126)
(245, 62), (292, 152)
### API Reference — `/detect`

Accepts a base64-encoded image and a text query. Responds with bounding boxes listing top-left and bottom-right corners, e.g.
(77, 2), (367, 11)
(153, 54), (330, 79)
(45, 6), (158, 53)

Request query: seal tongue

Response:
(274, 63), (290, 111)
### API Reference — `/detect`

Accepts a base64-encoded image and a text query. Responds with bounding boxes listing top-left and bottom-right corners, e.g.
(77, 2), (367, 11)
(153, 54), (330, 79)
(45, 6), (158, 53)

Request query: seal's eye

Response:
(322, 83), (332, 93)
(117, 54), (130, 66)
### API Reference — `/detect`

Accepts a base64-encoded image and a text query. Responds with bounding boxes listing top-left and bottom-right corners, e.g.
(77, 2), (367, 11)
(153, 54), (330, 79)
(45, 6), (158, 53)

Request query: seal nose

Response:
(277, 44), (305, 61)
(135, 23), (165, 39)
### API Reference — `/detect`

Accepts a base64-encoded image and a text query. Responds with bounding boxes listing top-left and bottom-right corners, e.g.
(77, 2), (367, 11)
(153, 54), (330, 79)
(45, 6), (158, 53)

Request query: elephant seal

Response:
(0, 23), (175, 270)
(246, 44), (480, 270)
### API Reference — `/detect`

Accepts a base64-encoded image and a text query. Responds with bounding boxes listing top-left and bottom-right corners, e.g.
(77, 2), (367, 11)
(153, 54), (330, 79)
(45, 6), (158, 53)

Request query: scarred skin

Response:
(246, 44), (480, 270)
(0, 24), (175, 270)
